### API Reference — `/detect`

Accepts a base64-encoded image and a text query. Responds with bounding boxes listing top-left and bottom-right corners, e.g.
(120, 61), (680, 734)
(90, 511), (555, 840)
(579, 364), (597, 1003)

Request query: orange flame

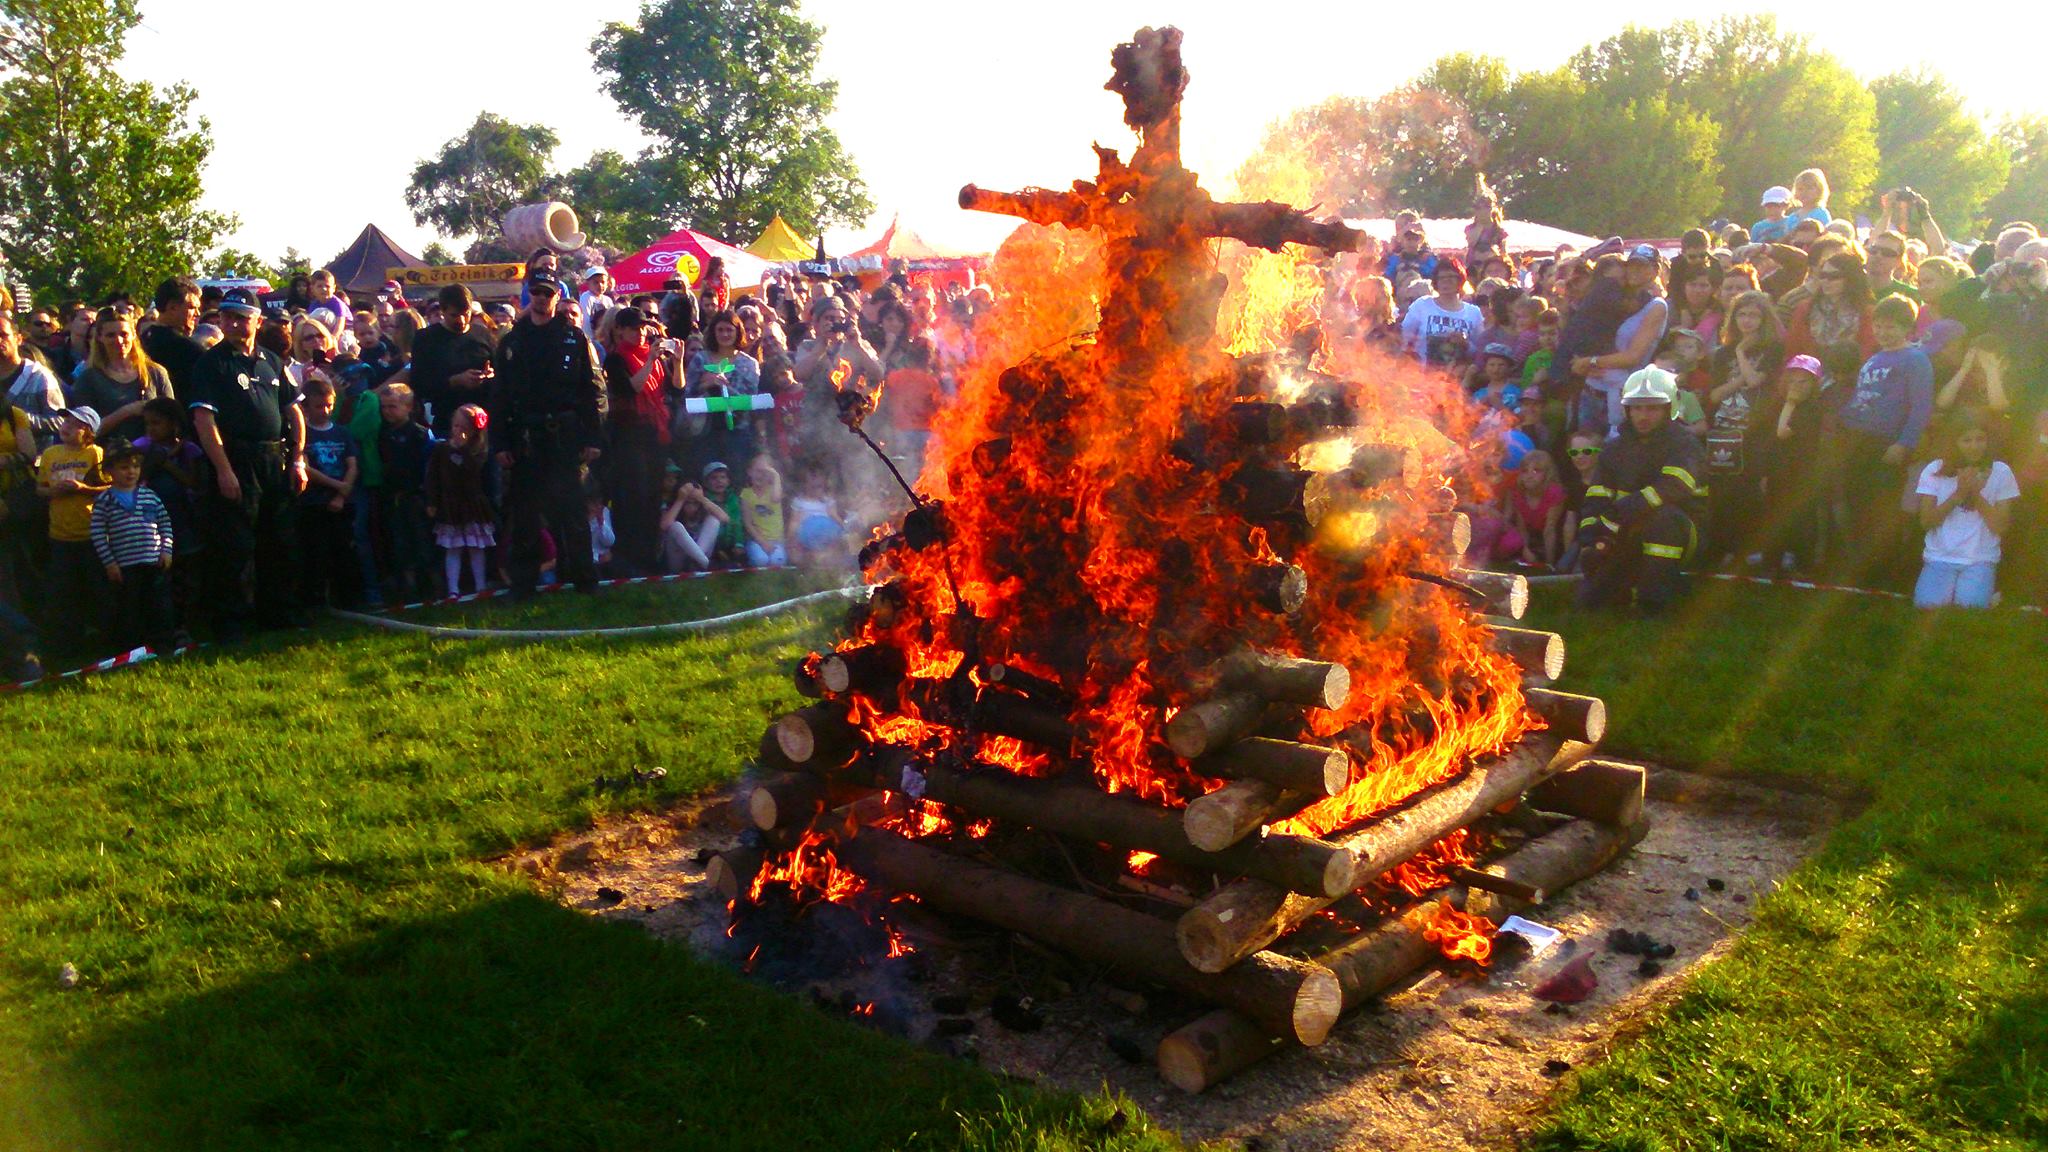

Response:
(1423, 899), (1496, 966)
(1379, 828), (1482, 898)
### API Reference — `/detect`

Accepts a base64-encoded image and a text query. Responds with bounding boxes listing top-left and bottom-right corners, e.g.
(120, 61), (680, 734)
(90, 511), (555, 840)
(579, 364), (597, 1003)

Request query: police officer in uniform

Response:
(491, 272), (605, 596)
(188, 288), (307, 638)
(1575, 366), (1709, 614)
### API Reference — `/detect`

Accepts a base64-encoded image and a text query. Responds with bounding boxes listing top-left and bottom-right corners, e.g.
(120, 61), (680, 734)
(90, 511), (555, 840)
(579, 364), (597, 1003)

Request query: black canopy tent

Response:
(325, 224), (424, 300)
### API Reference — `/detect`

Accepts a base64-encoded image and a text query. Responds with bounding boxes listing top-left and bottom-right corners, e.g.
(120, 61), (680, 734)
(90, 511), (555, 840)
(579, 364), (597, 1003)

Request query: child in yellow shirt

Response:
(35, 407), (109, 654)
(739, 454), (787, 567)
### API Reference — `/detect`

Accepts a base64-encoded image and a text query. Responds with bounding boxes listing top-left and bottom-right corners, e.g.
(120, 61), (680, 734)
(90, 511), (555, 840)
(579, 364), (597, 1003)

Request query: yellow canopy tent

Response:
(747, 215), (813, 261)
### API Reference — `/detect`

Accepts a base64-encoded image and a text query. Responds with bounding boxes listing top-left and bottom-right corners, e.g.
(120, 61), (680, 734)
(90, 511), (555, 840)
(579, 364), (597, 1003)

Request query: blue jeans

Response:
(745, 540), (787, 567)
(1913, 560), (1996, 608)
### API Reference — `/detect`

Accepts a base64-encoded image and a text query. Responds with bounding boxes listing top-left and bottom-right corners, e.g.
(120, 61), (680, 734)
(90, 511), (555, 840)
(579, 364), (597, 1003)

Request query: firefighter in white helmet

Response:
(1574, 366), (1709, 613)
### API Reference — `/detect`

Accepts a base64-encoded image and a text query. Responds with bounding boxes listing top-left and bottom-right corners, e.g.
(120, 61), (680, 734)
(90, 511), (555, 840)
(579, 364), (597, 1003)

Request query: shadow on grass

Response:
(68, 891), (1020, 1152)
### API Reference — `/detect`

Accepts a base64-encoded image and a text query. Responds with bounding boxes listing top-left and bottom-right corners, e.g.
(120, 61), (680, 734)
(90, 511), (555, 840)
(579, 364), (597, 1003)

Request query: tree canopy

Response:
(404, 113), (560, 242)
(1872, 71), (2009, 235)
(0, 0), (230, 302)
(591, 0), (871, 241)
(1232, 15), (2047, 239)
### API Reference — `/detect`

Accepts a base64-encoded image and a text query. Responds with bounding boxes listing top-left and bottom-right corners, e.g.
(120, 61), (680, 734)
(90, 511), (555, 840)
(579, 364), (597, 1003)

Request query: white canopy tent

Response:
(1342, 218), (1600, 256)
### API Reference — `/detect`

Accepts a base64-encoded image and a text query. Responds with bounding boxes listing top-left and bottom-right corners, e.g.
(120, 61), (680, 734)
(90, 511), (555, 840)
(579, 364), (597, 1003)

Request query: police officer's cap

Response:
(218, 288), (262, 316)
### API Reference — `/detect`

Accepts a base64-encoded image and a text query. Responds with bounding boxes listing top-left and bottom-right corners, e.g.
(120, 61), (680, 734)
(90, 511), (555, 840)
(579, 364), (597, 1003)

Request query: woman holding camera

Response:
(684, 309), (764, 477)
(603, 307), (686, 576)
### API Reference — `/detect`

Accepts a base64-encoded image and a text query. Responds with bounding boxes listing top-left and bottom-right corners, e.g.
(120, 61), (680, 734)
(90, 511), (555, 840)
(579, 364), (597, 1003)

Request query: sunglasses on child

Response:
(1567, 446), (1601, 458)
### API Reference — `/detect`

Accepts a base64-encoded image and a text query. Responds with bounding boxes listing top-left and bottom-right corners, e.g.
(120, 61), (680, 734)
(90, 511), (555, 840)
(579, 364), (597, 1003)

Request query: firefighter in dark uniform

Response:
(188, 288), (307, 638)
(491, 272), (606, 596)
(1575, 366), (1709, 614)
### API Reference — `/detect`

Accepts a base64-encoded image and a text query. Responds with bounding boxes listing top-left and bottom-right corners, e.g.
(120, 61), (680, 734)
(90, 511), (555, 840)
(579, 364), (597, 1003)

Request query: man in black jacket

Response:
(490, 273), (605, 596)
(1575, 367), (1709, 615)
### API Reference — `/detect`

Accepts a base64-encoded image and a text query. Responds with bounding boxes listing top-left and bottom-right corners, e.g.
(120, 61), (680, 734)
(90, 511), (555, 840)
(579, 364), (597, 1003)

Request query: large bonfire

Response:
(727, 26), (1624, 1090)
(830, 25), (1531, 829)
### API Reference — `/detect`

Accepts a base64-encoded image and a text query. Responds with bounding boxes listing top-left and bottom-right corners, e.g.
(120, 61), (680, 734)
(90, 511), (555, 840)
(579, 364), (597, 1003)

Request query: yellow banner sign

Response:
(387, 263), (526, 288)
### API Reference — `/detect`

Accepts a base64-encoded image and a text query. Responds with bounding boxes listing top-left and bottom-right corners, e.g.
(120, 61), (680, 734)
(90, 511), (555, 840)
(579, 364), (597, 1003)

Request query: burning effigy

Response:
(717, 26), (1646, 1092)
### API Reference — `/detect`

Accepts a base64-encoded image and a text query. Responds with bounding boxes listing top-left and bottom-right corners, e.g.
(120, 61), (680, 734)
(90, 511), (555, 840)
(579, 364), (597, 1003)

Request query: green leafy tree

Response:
(1572, 16), (1878, 222)
(1872, 71), (2009, 234)
(405, 113), (558, 242)
(543, 150), (671, 250)
(1986, 117), (2048, 233)
(591, 0), (871, 241)
(1507, 87), (1723, 236)
(202, 248), (280, 283)
(419, 242), (459, 267)
(0, 0), (231, 301)
(1233, 58), (1718, 235)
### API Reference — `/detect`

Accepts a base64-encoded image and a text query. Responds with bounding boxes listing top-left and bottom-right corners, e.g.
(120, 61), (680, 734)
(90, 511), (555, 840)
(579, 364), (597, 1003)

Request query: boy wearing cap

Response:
(1751, 186), (1796, 244)
(35, 406), (110, 651)
(1574, 368), (1709, 614)
(578, 267), (614, 338)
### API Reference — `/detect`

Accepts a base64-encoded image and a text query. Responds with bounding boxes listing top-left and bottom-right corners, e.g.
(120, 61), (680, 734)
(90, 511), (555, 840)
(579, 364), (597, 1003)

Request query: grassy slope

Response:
(0, 578), (1182, 1152)
(1524, 583), (2048, 1151)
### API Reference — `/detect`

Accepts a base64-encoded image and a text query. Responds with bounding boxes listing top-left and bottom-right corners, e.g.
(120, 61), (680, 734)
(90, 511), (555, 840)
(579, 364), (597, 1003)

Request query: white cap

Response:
(1760, 185), (1793, 206)
(1622, 366), (1678, 407)
(581, 265), (607, 280)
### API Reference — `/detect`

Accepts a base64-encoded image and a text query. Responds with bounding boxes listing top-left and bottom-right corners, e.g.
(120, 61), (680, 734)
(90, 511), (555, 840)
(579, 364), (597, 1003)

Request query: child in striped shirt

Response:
(90, 446), (181, 651)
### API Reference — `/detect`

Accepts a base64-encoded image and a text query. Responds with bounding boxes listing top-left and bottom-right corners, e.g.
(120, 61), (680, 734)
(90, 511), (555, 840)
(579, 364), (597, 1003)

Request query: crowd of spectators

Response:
(0, 255), (989, 675)
(3, 167), (2039, 677)
(1322, 171), (2046, 615)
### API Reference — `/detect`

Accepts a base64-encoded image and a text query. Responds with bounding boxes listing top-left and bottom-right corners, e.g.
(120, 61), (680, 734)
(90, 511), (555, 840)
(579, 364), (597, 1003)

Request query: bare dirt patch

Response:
(508, 766), (1837, 1151)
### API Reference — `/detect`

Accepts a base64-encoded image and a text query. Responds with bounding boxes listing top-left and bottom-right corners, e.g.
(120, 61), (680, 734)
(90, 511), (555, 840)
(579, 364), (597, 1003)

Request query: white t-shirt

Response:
(1400, 297), (1486, 367)
(1916, 460), (2019, 565)
(579, 291), (615, 335)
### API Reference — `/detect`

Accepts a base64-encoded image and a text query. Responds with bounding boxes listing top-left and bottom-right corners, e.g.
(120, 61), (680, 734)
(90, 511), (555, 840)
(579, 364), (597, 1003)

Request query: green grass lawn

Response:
(0, 577), (1182, 1152)
(4, 572), (2045, 1151)
(1523, 582), (2048, 1151)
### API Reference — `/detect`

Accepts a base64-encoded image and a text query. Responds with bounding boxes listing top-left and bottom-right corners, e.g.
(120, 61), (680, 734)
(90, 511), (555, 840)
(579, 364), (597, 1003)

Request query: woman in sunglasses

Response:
(1785, 253), (1876, 368)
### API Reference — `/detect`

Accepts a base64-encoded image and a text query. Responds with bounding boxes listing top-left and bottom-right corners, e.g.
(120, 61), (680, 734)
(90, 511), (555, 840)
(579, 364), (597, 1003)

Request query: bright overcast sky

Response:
(125, 0), (2039, 266)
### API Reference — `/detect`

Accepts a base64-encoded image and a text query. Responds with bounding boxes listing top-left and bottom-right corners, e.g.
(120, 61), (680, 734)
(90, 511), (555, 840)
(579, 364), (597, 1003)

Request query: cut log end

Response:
(1184, 778), (1291, 852)
(1165, 693), (1266, 759)
(1157, 1009), (1283, 1094)
(704, 849), (762, 902)
(1292, 966), (1343, 1046)
(1321, 846), (1359, 899)
(1489, 626), (1567, 682)
(774, 712), (817, 764)
(1524, 688), (1606, 745)
(1179, 904), (1257, 975)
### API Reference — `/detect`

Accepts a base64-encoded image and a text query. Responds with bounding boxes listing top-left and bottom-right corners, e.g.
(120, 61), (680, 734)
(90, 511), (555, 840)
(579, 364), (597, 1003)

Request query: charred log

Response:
(1249, 562), (1309, 615)
(1217, 650), (1351, 710)
(834, 825), (1345, 1045)
(917, 761), (1355, 898)
(1192, 738), (1348, 796)
(818, 645), (910, 698)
